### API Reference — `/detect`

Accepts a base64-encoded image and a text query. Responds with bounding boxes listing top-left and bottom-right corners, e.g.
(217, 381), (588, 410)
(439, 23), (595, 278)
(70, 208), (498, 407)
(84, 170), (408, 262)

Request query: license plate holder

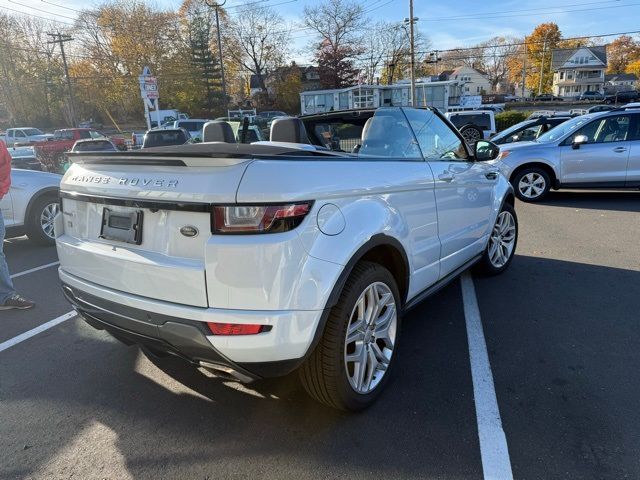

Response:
(100, 208), (143, 245)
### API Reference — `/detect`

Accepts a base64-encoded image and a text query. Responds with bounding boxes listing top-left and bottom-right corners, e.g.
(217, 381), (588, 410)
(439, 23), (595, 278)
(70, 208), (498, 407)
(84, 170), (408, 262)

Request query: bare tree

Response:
(303, 0), (368, 88)
(226, 5), (289, 92)
(478, 36), (521, 92)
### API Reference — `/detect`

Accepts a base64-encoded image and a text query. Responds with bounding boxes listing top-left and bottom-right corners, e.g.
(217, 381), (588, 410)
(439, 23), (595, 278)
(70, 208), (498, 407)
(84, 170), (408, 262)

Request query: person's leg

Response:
(0, 210), (33, 310)
(0, 210), (17, 304)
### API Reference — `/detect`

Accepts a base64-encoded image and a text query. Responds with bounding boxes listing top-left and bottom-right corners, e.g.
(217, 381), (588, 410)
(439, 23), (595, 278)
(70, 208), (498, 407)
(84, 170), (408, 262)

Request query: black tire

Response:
(26, 194), (59, 246)
(476, 202), (518, 276)
(299, 261), (401, 411)
(511, 166), (551, 202)
(459, 124), (483, 145)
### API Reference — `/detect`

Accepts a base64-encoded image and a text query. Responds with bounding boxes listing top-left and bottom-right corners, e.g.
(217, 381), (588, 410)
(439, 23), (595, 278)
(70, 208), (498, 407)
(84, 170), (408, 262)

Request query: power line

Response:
(419, 0), (625, 21)
(421, 1), (640, 21)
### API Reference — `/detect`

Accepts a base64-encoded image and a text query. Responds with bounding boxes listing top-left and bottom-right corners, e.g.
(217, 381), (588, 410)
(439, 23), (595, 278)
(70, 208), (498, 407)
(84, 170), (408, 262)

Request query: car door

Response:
(403, 108), (496, 279)
(560, 114), (631, 185)
(625, 113), (640, 186)
(0, 180), (14, 226)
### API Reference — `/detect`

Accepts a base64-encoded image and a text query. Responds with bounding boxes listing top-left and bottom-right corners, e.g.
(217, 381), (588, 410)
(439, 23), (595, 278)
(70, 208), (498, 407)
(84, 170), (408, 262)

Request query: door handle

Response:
(485, 171), (499, 180)
(613, 147), (627, 153)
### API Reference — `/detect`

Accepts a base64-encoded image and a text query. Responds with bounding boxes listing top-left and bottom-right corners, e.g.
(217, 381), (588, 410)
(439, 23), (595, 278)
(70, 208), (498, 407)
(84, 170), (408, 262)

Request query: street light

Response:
(204, 0), (227, 103)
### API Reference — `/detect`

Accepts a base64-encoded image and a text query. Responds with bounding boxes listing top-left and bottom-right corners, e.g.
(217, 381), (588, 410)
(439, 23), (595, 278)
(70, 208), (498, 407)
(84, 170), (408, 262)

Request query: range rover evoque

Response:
(56, 107), (517, 411)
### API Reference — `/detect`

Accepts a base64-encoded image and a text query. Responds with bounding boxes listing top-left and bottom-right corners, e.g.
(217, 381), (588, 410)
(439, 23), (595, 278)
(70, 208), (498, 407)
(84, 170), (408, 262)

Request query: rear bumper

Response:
(60, 269), (325, 379)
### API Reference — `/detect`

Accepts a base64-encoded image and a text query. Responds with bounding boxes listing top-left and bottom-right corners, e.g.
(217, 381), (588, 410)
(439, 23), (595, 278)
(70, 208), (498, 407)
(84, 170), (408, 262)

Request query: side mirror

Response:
(572, 134), (588, 149)
(474, 140), (500, 161)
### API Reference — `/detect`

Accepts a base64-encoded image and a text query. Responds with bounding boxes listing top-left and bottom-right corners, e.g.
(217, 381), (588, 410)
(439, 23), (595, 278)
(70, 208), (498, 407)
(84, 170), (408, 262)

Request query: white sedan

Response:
(1, 168), (61, 245)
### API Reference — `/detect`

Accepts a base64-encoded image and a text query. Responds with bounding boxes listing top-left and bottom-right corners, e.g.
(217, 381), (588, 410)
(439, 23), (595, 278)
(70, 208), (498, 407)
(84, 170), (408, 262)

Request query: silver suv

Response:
(495, 105), (640, 201)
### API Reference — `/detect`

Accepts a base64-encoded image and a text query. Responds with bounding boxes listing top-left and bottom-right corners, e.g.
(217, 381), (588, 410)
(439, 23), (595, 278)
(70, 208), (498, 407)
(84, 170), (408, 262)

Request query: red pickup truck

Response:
(35, 128), (126, 170)
(37, 128), (126, 153)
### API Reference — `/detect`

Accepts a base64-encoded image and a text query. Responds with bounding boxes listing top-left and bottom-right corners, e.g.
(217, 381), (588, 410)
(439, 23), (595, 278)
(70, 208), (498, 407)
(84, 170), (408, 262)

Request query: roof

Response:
(605, 73), (638, 82)
(451, 66), (488, 77)
(551, 45), (607, 70)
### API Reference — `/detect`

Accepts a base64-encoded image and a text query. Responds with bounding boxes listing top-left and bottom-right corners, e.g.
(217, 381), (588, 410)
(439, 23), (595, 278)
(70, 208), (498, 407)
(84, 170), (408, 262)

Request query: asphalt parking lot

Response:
(1, 190), (639, 480)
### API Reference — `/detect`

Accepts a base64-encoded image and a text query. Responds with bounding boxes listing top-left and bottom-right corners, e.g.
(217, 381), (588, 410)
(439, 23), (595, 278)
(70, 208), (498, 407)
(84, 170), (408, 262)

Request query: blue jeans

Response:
(0, 210), (16, 303)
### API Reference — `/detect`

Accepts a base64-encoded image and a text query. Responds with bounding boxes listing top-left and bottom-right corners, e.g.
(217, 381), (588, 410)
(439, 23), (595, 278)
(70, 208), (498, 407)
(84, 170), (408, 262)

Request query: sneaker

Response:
(0, 294), (35, 310)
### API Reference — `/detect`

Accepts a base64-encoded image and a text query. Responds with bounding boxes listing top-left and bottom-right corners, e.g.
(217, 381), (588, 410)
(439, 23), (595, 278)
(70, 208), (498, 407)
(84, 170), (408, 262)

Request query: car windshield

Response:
(144, 130), (188, 147)
(536, 115), (593, 143)
(23, 128), (44, 136)
(492, 121), (533, 141)
(179, 121), (207, 131)
(74, 141), (114, 152)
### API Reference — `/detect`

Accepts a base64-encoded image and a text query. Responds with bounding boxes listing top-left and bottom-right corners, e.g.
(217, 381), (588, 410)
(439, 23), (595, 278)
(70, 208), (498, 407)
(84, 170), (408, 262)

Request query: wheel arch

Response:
(326, 234), (410, 309)
(24, 187), (60, 226)
(509, 162), (559, 188)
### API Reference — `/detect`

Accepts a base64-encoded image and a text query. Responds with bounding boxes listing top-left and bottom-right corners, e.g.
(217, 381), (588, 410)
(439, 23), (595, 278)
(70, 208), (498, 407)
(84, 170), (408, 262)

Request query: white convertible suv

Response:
(56, 107), (517, 410)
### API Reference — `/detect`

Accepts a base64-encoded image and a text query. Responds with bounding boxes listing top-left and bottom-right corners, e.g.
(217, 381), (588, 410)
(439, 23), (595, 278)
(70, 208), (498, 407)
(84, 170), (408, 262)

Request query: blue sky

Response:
(3, 0), (640, 57)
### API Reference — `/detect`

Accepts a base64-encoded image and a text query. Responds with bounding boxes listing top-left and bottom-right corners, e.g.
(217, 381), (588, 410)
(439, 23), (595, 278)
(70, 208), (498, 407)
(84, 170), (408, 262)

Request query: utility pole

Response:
(405, 0), (417, 107)
(522, 42), (527, 98)
(204, 0), (227, 103)
(47, 32), (76, 126)
(538, 33), (549, 96)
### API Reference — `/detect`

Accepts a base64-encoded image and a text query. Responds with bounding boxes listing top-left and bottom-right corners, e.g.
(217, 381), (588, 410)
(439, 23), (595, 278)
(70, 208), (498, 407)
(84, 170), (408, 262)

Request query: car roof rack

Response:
(609, 102), (640, 112)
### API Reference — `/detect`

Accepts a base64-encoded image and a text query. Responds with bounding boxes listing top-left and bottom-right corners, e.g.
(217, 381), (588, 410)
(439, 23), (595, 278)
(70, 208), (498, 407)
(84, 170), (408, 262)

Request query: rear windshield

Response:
(448, 113), (492, 130)
(23, 128), (44, 136)
(73, 140), (114, 152)
(178, 121), (206, 131)
(143, 130), (188, 148)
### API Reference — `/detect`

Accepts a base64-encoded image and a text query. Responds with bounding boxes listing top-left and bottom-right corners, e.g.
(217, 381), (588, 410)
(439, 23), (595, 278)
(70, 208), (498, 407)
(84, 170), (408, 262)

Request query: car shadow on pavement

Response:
(0, 282), (482, 479)
(536, 190), (640, 212)
(474, 255), (640, 480)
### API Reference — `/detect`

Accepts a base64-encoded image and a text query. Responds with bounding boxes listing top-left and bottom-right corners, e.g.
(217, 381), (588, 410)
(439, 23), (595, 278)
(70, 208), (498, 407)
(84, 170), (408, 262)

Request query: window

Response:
(313, 121), (364, 152)
(560, 72), (565, 80)
(403, 108), (469, 161)
(15, 130), (26, 138)
(54, 130), (74, 140)
(78, 130), (92, 139)
(23, 128), (44, 136)
(447, 113), (492, 130)
(503, 125), (541, 143)
(628, 115), (640, 140)
(353, 88), (375, 108)
(563, 115), (630, 144)
(359, 108), (421, 159)
(89, 130), (105, 139)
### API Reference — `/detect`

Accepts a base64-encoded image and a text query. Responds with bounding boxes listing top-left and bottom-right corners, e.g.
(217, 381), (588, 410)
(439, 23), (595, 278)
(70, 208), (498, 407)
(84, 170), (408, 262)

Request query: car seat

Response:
(202, 121), (236, 143)
(270, 117), (309, 143)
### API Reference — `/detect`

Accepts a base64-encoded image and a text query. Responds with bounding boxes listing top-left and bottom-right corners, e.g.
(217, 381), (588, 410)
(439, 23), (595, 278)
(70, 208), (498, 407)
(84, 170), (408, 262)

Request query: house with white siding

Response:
(551, 46), (607, 98)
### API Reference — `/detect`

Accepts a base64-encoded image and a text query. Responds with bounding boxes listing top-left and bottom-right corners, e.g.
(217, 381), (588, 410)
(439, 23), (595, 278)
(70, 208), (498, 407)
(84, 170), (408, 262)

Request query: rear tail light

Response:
(207, 322), (270, 335)
(211, 202), (312, 234)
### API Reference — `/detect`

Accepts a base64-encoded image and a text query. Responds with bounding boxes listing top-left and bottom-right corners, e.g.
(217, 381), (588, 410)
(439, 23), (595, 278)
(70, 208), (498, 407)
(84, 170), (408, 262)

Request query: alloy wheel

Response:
(462, 128), (482, 143)
(40, 202), (59, 239)
(344, 282), (397, 395)
(488, 211), (517, 268)
(518, 172), (546, 199)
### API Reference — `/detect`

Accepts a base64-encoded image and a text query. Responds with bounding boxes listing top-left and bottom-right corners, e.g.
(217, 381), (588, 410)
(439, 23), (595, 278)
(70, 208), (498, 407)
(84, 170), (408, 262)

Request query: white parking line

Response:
(10, 261), (60, 279)
(0, 311), (77, 353)
(460, 272), (513, 480)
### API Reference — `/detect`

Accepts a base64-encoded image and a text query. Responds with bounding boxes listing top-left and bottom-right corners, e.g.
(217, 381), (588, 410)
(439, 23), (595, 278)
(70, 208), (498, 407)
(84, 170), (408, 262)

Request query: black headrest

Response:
(270, 117), (309, 143)
(203, 121), (236, 143)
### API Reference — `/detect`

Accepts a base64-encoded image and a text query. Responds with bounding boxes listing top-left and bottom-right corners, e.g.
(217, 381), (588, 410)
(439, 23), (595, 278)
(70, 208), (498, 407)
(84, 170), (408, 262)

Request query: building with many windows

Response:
(551, 46), (608, 97)
(438, 66), (492, 95)
(299, 80), (464, 115)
